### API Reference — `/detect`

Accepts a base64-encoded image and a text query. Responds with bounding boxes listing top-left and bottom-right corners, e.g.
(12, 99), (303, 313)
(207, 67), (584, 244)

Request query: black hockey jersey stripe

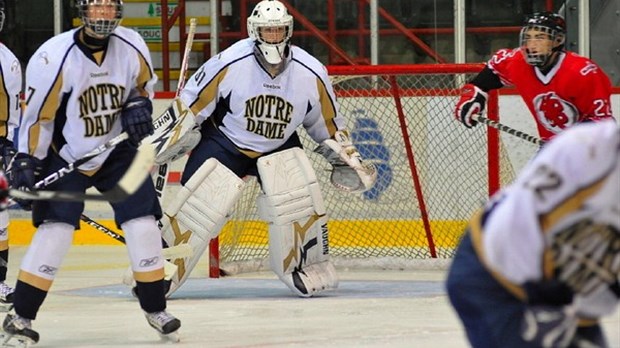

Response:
(110, 33), (154, 95)
(28, 44), (75, 155)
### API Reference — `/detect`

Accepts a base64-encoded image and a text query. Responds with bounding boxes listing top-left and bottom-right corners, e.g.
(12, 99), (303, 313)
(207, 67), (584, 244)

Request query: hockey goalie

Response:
(132, 0), (377, 298)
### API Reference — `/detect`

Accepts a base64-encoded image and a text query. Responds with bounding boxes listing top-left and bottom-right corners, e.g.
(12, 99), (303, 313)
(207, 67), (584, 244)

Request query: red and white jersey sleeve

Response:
(180, 38), (347, 155)
(481, 120), (620, 317)
(0, 43), (22, 142)
(487, 49), (613, 140)
(20, 27), (156, 169)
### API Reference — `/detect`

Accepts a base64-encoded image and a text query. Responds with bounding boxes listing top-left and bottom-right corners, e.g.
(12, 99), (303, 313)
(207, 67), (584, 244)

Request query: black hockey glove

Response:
(0, 137), (17, 171)
(7, 153), (43, 211)
(121, 96), (154, 146)
(454, 83), (488, 128)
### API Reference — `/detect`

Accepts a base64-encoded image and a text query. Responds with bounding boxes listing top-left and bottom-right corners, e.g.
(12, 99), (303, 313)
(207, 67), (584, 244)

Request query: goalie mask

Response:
(519, 12), (566, 67)
(0, 0), (5, 32)
(77, 0), (123, 39)
(247, 0), (293, 73)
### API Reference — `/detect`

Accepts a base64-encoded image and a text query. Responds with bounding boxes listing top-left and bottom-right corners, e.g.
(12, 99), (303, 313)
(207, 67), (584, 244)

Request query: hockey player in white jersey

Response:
(0, 1), (181, 345)
(0, 0), (22, 311)
(446, 120), (620, 348)
(154, 0), (376, 298)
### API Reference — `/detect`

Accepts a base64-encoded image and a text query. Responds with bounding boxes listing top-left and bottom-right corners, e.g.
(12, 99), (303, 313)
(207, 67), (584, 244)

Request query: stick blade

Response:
(115, 143), (156, 197)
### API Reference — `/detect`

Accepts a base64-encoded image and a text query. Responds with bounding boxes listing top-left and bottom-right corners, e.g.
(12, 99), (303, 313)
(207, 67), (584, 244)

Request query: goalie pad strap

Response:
(160, 158), (245, 296)
(257, 148), (338, 297)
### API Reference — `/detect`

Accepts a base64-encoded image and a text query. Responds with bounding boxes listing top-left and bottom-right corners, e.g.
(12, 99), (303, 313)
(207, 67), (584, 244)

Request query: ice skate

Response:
(0, 312), (39, 347)
(0, 283), (13, 312)
(145, 310), (181, 342)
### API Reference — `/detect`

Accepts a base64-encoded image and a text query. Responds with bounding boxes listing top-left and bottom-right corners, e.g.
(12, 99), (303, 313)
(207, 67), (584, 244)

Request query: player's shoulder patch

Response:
(28, 29), (77, 69)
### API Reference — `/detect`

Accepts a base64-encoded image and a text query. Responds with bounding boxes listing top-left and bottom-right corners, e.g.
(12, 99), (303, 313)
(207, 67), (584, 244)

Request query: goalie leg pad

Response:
(257, 148), (338, 297)
(160, 158), (245, 296)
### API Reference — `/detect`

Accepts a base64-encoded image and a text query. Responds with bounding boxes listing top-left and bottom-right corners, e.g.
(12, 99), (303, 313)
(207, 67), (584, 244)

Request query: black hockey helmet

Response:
(519, 12), (566, 67)
(77, 0), (123, 38)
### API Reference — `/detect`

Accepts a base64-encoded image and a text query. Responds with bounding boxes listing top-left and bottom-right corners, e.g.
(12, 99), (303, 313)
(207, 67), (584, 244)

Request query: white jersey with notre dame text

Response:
(0, 42), (22, 142)
(477, 120), (619, 318)
(19, 27), (156, 170)
(180, 38), (346, 156)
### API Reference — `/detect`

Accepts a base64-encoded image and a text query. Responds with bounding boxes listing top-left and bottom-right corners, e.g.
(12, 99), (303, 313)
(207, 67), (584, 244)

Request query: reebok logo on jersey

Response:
(263, 83), (281, 90)
(90, 72), (109, 78)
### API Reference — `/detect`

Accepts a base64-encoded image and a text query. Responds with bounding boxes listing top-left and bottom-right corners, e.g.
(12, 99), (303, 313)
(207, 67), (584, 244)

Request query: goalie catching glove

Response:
(315, 130), (377, 193)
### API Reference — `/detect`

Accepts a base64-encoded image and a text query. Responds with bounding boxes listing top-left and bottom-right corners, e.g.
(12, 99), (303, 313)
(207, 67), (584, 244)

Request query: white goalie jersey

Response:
(474, 120), (620, 319)
(19, 27), (156, 170)
(180, 38), (348, 155)
(0, 42), (22, 143)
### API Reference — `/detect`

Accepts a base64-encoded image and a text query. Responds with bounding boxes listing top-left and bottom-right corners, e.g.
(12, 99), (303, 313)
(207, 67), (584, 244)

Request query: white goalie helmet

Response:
(77, 0), (123, 38)
(247, 0), (294, 65)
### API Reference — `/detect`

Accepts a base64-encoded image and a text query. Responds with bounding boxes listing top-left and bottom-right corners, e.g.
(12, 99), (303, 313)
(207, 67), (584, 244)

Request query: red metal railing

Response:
(158, 0), (560, 92)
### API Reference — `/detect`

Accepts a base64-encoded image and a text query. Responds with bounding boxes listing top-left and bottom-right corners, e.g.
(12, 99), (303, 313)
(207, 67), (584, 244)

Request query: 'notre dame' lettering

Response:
(78, 84), (126, 137)
(244, 94), (293, 139)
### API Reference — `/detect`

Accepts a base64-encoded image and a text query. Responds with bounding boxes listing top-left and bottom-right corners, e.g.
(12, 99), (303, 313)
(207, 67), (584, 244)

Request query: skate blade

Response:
(0, 333), (35, 347)
(158, 331), (180, 343)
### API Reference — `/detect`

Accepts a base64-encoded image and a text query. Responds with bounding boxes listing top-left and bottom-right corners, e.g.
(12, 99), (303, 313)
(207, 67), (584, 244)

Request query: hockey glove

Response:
(524, 280), (574, 306)
(6, 153), (43, 210)
(455, 83), (488, 128)
(315, 130), (377, 193)
(520, 305), (578, 348)
(0, 138), (17, 171)
(121, 96), (154, 146)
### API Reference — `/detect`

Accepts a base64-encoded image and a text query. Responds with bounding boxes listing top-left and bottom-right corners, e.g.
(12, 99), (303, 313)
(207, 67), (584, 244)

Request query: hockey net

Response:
(211, 64), (516, 275)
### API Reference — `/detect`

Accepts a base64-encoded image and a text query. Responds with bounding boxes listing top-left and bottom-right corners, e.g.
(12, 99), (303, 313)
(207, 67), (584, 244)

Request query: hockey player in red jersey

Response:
(455, 12), (614, 141)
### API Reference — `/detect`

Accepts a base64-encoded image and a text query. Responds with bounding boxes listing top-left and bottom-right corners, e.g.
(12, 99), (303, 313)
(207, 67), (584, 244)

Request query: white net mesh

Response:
(215, 64), (516, 273)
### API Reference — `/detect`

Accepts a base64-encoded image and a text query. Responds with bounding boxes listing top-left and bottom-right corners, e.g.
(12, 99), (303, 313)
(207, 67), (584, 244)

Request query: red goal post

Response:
(207, 64), (516, 276)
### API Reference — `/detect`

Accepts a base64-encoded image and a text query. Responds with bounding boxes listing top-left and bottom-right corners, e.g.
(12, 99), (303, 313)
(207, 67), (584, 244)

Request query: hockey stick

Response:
(6, 141), (153, 204)
(472, 114), (545, 146)
(79, 213), (193, 259)
(34, 132), (130, 190)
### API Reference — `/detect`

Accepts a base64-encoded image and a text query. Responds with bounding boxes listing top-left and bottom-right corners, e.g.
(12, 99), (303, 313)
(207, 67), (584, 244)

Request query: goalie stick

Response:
(472, 114), (545, 146)
(6, 141), (154, 203)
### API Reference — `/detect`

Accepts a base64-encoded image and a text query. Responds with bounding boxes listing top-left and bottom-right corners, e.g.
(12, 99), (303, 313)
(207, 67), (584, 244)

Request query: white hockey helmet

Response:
(77, 0), (123, 38)
(247, 0), (294, 65)
(0, 0), (5, 32)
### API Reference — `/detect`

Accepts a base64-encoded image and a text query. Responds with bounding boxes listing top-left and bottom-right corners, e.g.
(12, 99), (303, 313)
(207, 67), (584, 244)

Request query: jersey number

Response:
(524, 164), (563, 202)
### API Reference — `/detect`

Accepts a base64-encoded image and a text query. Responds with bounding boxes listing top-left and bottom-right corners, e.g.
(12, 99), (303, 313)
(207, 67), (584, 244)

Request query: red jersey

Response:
(487, 48), (613, 140)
